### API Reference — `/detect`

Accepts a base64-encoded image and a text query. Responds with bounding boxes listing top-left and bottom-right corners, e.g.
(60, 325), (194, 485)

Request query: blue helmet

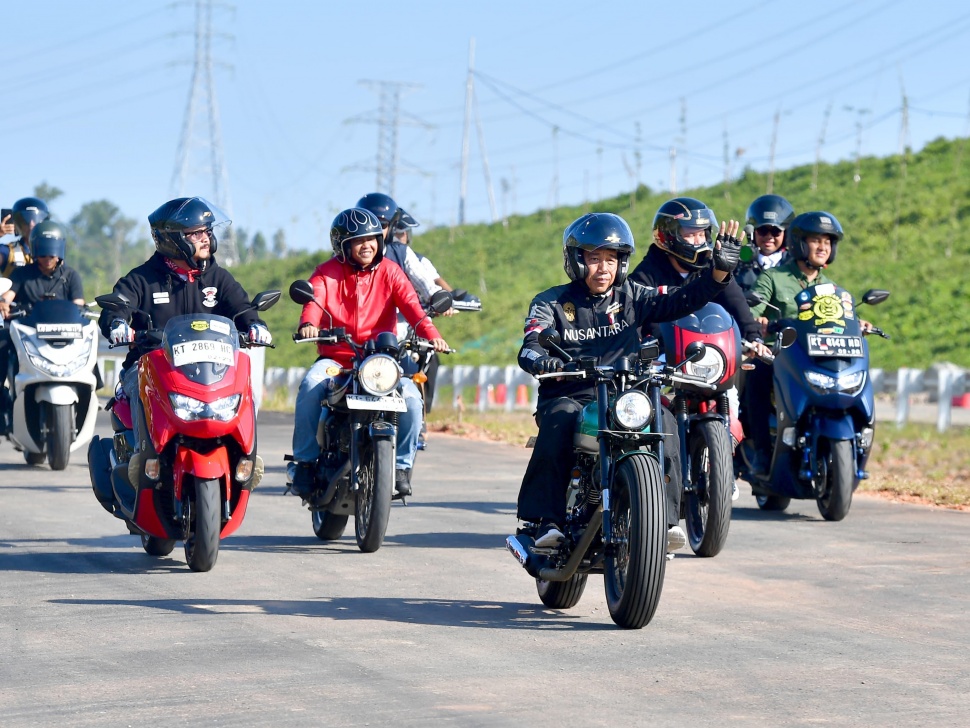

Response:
(29, 220), (68, 261)
(563, 212), (636, 287)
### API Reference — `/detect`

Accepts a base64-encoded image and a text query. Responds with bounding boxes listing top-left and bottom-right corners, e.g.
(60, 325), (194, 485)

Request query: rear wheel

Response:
(604, 454), (666, 629)
(355, 437), (394, 553)
(141, 534), (176, 556)
(756, 494), (791, 512)
(685, 420), (733, 557)
(24, 450), (46, 465)
(184, 477), (221, 572)
(312, 510), (349, 541)
(816, 438), (854, 521)
(537, 574), (588, 609)
(47, 403), (74, 471)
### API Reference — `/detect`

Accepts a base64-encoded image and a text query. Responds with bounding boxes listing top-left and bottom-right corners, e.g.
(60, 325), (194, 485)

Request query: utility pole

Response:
(679, 97), (688, 189)
(893, 78), (910, 260)
(766, 108), (781, 194)
(550, 125), (560, 210)
(344, 79), (432, 199)
(722, 122), (731, 202)
(596, 141), (603, 201)
(844, 105), (871, 187)
(171, 0), (239, 264)
(458, 38), (475, 225)
(669, 147), (677, 194)
(812, 102), (833, 192)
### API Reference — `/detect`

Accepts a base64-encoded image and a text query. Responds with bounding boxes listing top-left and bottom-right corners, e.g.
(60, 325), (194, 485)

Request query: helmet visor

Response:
(166, 197), (231, 234)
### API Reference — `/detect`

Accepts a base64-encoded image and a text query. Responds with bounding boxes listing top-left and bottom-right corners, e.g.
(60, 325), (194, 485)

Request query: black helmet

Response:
(563, 212), (636, 287)
(355, 192), (399, 224)
(787, 211), (843, 266)
(652, 197), (719, 270)
(29, 220), (68, 261)
(391, 207), (419, 244)
(148, 197), (228, 265)
(330, 207), (385, 267)
(11, 197), (50, 236)
(745, 194), (795, 238)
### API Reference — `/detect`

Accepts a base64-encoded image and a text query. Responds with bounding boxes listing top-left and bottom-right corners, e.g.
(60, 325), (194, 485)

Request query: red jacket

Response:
(300, 257), (441, 368)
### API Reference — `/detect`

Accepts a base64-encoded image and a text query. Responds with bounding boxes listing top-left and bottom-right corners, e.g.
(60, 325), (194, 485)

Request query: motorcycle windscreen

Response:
(791, 284), (864, 358)
(160, 314), (240, 385)
(22, 299), (86, 340)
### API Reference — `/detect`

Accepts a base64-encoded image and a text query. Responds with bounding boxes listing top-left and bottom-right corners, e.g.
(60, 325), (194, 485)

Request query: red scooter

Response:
(87, 290), (279, 572)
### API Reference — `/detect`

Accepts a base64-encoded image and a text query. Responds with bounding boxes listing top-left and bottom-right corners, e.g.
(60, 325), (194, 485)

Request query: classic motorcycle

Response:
(2, 297), (101, 470)
(505, 329), (715, 629)
(287, 281), (453, 553)
(87, 290), (280, 572)
(738, 284), (890, 520)
(658, 301), (742, 557)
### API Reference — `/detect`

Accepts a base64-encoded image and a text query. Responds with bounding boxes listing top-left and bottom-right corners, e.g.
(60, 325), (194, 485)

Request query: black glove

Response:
(533, 356), (564, 375)
(712, 232), (742, 273)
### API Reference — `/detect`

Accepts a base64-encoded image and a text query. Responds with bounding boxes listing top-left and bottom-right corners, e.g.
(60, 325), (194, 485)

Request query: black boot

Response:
(395, 468), (412, 496)
(290, 462), (316, 497)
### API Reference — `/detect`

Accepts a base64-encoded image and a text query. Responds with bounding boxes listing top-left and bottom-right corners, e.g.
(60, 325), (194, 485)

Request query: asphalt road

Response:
(1, 411), (968, 727)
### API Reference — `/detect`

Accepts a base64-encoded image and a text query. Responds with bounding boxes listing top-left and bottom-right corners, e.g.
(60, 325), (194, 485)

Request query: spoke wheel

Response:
(354, 438), (394, 553)
(685, 420), (733, 557)
(604, 453), (666, 629)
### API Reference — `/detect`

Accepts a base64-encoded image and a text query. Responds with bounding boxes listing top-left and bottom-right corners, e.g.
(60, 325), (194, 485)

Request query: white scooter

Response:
(2, 295), (100, 469)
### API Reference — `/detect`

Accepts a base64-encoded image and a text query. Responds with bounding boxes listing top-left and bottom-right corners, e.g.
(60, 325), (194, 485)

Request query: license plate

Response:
(172, 340), (234, 367)
(806, 334), (864, 358)
(345, 394), (407, 412)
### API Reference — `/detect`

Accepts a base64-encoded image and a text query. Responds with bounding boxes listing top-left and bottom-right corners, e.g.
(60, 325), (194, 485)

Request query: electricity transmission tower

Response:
(170, 0), (239, 263)
(344, 80), (433, 200)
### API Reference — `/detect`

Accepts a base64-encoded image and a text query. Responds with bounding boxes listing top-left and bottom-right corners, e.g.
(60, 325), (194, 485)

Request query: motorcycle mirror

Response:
(684, 341), (707, 364)
(744, 290), (765, 306)
(429, 289), (454, 315)
(537, 327), (573, 363)
(288, 280), (315, 306)
(451, 288), (468, 300)
(861, 289), (890, 306)
(0, 277), (11, 297)
(251, 290), (282, 312)
(94, 292), (131, 314)
(779, 327), (797, 349)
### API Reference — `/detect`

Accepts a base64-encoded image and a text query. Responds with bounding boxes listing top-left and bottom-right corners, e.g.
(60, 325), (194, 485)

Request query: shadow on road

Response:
(50, 595), (616, 631)
(407, 500), (516, 516)
(729, 506), (820, 522)
(0, 540), (188, 574)
(220, 531), (505, 552)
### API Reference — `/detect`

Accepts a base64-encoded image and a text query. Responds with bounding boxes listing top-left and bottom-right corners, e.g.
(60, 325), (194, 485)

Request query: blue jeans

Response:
(291, 357), (423, 474)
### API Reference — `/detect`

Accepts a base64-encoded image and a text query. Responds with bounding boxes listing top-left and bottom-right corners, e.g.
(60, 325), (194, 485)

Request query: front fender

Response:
(813, 414), (856, 441)
(172, 446), (230, 499)
(34, 384), (79, 405)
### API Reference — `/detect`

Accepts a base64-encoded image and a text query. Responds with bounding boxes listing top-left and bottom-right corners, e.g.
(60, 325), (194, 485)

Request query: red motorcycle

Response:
(659, 301), (742, 557)
(87, 290), (279, 572)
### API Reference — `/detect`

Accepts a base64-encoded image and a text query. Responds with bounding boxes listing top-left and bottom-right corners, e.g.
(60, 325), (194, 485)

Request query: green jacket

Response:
(749, 259), (835, 322)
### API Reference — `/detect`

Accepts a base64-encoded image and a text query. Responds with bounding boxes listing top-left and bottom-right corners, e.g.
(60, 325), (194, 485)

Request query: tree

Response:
(272, 228), (287, 257)
(69, 200), (147, 292)
(249, 231), (268, 261)
(33, 182), (64, 205)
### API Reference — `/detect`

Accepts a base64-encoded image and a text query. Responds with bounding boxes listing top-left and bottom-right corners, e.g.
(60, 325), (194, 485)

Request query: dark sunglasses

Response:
(755, 225), (783, 237)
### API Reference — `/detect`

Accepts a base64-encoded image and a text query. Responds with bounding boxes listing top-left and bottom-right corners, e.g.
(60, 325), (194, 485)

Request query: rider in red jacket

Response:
(290, 207), (449, 497)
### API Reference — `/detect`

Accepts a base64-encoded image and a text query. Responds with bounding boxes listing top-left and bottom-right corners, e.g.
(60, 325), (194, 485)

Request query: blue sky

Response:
(4, 0), (969, 254)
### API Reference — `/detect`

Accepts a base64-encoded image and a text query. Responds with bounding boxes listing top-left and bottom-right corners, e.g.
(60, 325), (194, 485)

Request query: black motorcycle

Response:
(505, 330), (714, 629)
(287, 281), (452, 552)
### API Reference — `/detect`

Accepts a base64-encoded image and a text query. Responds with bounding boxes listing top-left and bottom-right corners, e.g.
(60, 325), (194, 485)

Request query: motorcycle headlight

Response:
(612, 390), (653, 431)
(359, 353), (401, 396)
(170, 393), (241, 422)
(838, 370), (866, 395)
(683, 347), (726, 384)
(805, 370), (837, 394)
(28, 355), (87, 377)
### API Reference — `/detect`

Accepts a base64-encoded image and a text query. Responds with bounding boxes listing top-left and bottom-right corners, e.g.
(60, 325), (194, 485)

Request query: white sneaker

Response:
(534, 523), (565, 549)
(732, 479), (740, 502)
(666, 525), (687, 553)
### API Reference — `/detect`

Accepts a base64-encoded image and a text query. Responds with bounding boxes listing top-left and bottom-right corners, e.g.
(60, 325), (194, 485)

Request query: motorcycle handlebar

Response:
(742, 339), (775, 364)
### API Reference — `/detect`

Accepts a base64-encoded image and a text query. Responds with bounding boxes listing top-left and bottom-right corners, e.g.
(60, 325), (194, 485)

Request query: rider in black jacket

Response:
(98, 197), (271, 464)
(517, 211), (742, 551)
(628, 197), (765, 346)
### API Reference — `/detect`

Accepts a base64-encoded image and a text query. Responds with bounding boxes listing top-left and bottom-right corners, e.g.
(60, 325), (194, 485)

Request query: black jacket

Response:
(628, 245), (762, 341)
(98, 253), (262, 369)
(9, 263), (83, 306)
(518, 270), (728, 403)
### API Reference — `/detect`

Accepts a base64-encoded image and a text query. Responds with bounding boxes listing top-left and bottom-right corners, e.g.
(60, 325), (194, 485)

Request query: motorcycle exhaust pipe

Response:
(317, 459), (352, 506)
(506, 535), (530, 566)
(538, 508), (603, 583)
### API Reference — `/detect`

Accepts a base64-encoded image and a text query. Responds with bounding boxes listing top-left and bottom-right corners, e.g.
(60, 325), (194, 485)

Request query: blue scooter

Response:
(740, 284), (890, 520)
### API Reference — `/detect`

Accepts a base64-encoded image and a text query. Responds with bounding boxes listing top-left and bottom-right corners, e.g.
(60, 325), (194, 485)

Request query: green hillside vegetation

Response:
(232, 136), (970, 373)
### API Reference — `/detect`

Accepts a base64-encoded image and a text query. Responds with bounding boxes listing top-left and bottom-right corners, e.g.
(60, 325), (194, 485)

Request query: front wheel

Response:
(685, 420), (733, 557)
(816, 438), (854, 521)
(184, 477), (221, 572)
(312, 510), (349, 541)
(537, 574), (588, 609)
(355, 437), (394, 553)
(604, 453), (667, 629)
(47, 403), (74, 471)
(141, 534), (176, 556)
